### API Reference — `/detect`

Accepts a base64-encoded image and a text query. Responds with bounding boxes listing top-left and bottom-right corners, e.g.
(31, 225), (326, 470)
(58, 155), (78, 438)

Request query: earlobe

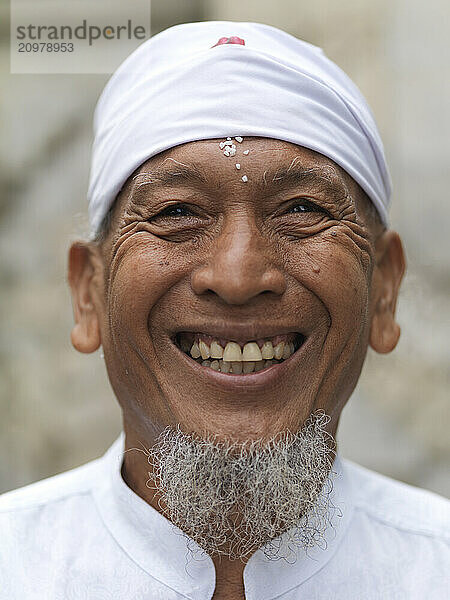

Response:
(70, 321), (101, 354)
(369, 309), (401, 354)
(68, 242), (103, 354)
(369, 231), (406, 355)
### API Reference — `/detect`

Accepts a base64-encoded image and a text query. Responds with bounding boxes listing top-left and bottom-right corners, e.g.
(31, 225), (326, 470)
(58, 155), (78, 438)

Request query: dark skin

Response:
(68, 138), (405, 600)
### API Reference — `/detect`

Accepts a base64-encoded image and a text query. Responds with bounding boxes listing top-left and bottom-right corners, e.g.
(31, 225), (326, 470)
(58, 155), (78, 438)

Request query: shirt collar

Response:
(93, 433), (354, 600)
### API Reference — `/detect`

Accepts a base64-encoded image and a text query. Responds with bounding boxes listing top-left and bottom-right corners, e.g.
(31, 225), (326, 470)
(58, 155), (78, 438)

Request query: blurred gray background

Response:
(1, 0), (449, 496)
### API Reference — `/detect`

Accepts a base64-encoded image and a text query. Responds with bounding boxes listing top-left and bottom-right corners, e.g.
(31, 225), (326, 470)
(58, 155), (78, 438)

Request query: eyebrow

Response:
(129, 160), (208, 204)
(128, 158), (350, 205)
(265, 162), (350, 201)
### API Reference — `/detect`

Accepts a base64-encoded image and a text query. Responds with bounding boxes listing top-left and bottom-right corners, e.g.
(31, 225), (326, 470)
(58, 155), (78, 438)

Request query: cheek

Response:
(107, 236), (191, 338)
(323, 253), (369, 325)
(286, 238), (370, 333)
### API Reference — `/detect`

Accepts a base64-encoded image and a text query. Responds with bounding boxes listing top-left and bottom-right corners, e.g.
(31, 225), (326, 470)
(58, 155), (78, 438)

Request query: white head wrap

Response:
(88, 21), (391, 233)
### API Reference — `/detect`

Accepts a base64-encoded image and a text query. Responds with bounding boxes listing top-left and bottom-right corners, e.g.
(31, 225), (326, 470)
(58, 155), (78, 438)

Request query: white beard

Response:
(144, 410), (337, 561)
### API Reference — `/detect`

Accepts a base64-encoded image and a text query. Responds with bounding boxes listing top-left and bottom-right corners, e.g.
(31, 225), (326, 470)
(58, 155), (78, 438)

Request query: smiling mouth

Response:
(174, 332), (306, 375)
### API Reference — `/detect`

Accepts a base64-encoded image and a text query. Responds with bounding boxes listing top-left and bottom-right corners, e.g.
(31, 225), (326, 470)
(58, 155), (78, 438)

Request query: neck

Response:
(211, 555), (246, 600)
(121, 428), (160, 510)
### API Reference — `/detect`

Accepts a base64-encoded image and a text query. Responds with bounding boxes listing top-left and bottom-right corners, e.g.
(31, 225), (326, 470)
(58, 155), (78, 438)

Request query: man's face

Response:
(69, 138), (403, 444)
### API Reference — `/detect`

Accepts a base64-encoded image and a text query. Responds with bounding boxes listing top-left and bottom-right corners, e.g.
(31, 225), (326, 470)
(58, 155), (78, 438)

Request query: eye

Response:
(155, 203), (195, 218)
(287, 199), (326, 214)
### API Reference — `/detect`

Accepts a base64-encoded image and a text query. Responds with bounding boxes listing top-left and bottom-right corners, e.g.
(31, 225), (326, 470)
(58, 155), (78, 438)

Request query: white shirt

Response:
(0, 434), (448, 599)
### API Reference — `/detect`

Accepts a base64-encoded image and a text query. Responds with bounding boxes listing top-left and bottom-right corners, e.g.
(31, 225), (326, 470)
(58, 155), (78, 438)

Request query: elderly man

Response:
(1, 21), (448, 600)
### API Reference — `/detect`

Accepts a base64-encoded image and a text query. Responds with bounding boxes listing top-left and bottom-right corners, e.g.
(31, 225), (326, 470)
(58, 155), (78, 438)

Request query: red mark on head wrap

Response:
(212, 36), (245, 48)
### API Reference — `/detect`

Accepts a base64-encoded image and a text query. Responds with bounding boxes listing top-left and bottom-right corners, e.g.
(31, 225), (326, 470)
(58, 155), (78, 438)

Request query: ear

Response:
(67, 242), (104, 354)
(369, 230), (406, 354)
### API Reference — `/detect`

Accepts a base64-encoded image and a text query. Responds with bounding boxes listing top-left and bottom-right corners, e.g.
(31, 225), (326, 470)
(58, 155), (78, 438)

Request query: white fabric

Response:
(88, 21), (392, 234)
(1, 434), (448, 599)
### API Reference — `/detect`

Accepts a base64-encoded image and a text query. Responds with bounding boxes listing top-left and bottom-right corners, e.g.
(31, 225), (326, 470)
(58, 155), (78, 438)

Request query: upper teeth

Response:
(210, 341), (223, 359)
(223, 341), (243, 361)
(187, 338), (296, 370)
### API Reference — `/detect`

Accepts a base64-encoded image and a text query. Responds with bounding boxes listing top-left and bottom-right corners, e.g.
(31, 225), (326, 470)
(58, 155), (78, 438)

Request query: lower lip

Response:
(173, 337), (311, 391)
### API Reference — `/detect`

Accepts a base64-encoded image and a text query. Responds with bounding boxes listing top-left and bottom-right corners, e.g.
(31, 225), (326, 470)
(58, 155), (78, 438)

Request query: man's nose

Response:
(190, 221), (287, 305)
